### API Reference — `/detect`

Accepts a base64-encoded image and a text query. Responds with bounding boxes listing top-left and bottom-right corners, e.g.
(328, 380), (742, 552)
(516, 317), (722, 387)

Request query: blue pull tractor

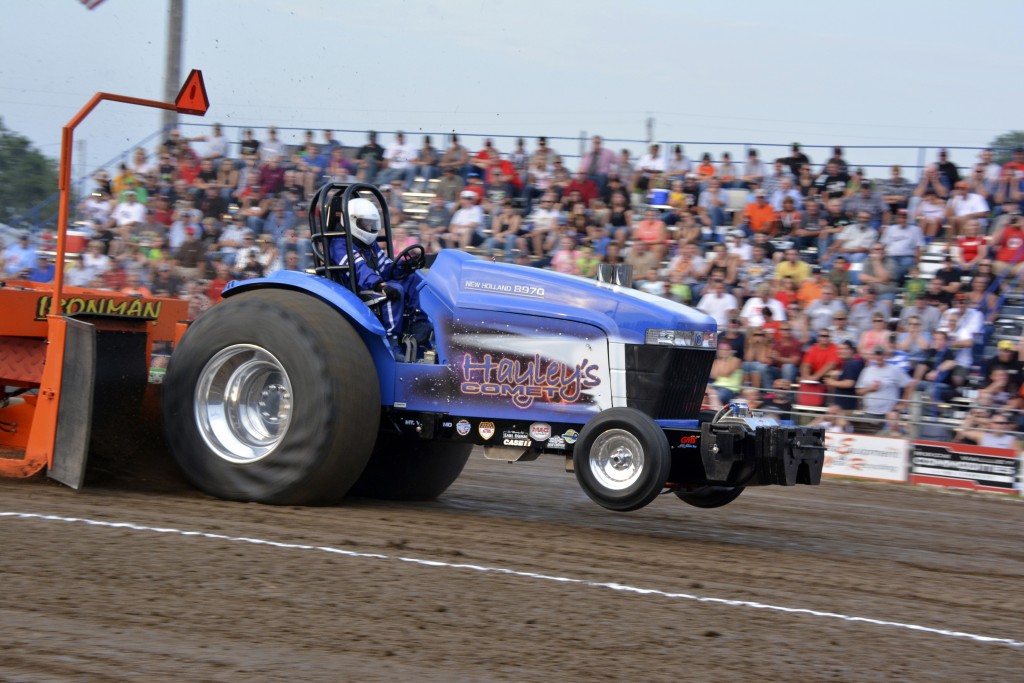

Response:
(161, 183), (824, 511)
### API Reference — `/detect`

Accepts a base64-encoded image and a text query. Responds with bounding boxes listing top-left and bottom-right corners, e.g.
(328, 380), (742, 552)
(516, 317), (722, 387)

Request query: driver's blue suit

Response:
(329, 237), (420, 336)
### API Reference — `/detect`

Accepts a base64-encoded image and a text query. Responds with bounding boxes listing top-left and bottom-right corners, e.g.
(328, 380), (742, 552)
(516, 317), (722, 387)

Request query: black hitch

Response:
(700, 421), (824, 487)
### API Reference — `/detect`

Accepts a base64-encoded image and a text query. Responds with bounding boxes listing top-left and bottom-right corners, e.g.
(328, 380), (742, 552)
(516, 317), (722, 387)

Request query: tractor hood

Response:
(423, 250), (717, 346)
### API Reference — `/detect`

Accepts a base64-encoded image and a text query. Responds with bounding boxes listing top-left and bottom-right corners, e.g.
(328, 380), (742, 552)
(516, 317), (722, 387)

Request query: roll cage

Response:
(308, 182), (394, 292)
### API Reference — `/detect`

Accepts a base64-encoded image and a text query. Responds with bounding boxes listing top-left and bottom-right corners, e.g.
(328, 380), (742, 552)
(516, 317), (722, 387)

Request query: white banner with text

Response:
(823, 432), (909, 482)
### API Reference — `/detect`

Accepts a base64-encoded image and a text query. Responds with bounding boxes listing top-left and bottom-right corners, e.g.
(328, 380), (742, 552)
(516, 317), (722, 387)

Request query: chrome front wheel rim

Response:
(588, 428), (644, 490)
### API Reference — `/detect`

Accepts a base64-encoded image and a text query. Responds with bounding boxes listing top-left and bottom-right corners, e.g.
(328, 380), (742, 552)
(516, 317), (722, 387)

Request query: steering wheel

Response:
(391, 244), (427, 281)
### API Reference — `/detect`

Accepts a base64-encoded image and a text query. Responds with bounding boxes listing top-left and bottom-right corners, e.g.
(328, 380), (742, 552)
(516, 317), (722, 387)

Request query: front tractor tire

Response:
(349, 433), (472, 500)
(573, 408), (671, 512)
(674, 485), (745, 509)
(162, 289), (380, 505)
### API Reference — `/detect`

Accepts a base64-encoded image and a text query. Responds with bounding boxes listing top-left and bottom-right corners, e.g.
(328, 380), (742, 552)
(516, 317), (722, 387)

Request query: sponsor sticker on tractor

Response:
(456, 419), (471, 436)
(562, 429), (579, 444)
(501, 430), (531, 447)
(546, 436), (566, 450)
(529, 422), (551, 441)
(478, 421), (495, 440)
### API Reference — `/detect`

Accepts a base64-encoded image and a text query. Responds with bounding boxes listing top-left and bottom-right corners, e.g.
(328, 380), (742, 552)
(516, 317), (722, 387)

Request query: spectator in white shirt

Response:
(446, 191), (485, 250)
(111, 190), (146, 231)
(879, 209), (924, 282)
(378, 131), (417, 188)
(697, 279), (738, 328)
(739, 284), (786, 328)
(856, 347), (912, 428)
(634, 143), (666, 192)
(946, 180), (990, 235)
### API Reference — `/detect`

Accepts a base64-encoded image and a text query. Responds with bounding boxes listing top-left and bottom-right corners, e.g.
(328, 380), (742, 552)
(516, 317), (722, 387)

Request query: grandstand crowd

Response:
(2, 127), (1022, 447)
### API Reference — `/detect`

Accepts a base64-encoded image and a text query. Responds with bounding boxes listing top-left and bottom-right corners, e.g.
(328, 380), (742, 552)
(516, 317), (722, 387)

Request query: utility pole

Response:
(645, 116), (654, 145)
(161, 0), (184, 133)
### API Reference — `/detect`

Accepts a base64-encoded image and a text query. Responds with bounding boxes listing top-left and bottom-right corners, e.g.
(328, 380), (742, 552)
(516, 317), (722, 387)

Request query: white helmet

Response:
(347, 197), (381, 246)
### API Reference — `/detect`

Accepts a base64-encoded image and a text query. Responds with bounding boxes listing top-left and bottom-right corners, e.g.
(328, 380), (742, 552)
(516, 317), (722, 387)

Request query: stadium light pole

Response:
(161, 0), (184, 133)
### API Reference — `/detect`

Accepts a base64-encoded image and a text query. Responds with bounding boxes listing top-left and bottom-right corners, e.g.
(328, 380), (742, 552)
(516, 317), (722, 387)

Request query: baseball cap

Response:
(460, 190), (476, 199)
(998, 340), (1015, 351)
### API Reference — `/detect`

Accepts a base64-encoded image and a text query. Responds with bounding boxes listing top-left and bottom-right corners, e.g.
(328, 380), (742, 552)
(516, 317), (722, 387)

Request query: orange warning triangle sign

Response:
(175, 69), (209, 116)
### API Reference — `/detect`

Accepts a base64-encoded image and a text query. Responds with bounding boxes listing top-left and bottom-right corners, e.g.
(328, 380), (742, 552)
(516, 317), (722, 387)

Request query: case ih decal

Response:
(458, 352), (602, 409)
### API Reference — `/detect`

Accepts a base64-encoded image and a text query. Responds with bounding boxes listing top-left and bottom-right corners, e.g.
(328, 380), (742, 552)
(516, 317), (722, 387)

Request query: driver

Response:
(328, 197), (421, 337)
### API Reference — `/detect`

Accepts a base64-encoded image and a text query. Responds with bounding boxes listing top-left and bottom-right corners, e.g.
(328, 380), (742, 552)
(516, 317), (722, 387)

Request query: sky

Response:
(3, 0), (1024, 182)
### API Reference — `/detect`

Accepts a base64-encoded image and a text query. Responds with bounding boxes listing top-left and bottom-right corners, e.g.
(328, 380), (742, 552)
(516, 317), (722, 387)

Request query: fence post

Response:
(908, 392), (922, 440)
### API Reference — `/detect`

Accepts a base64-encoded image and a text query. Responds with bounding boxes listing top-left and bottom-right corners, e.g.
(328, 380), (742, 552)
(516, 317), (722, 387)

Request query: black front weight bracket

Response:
(700, 423), (825, 486)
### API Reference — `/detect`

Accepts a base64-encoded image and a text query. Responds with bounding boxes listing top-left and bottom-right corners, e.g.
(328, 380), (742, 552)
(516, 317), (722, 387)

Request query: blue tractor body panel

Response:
(422, 250), (715, 344)
(219, 250), (719, 420)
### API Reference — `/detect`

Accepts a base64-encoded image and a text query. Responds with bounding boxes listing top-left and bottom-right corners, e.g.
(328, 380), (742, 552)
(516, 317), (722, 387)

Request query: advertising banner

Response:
(909, 440), (1020, 494)
(823, 432), (909, 482)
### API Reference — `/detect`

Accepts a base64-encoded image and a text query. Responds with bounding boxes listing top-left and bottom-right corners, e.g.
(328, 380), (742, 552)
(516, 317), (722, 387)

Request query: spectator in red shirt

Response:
(955, 218), (988, 272)
(768, 320), (802, 385)
(148, 195), (174, 228)
(1001, 147), (1024, 180)
(992, 212), (1024, 278)
(462, 173), (486, 200)
(800, 329), (841, 381)
(206, 261), (232, 303)
(177, 155), (199, 186)
(473, 139), (500, 181)
(258, 156), (286, 196)
(774, 276), (799, 310)
(564, 171), (599, 207)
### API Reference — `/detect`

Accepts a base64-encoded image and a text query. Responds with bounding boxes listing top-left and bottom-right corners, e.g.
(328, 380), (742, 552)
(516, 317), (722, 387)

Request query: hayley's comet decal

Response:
(458, 353), (602, 409)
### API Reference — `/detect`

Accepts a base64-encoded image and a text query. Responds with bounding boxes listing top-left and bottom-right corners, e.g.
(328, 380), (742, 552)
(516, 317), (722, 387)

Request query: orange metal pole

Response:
(51, 93), (178, 316)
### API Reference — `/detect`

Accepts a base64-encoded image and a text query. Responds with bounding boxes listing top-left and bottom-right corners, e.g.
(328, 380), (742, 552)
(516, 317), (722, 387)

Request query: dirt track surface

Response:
(1, 450), (1023, 682)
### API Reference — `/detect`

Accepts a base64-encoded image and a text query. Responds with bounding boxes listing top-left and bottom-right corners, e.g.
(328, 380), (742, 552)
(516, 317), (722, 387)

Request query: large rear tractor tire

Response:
(573, 407), (671, 512)
(162, 289), (380, 504)
(349, 433), (471, 500)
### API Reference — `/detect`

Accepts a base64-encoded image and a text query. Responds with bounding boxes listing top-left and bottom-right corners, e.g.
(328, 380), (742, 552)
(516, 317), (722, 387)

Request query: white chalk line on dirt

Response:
(3, 511), (1021, 649)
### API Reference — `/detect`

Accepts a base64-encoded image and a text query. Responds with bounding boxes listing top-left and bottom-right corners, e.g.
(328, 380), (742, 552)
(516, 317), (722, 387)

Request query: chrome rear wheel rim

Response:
(195, 344), (293, 464)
